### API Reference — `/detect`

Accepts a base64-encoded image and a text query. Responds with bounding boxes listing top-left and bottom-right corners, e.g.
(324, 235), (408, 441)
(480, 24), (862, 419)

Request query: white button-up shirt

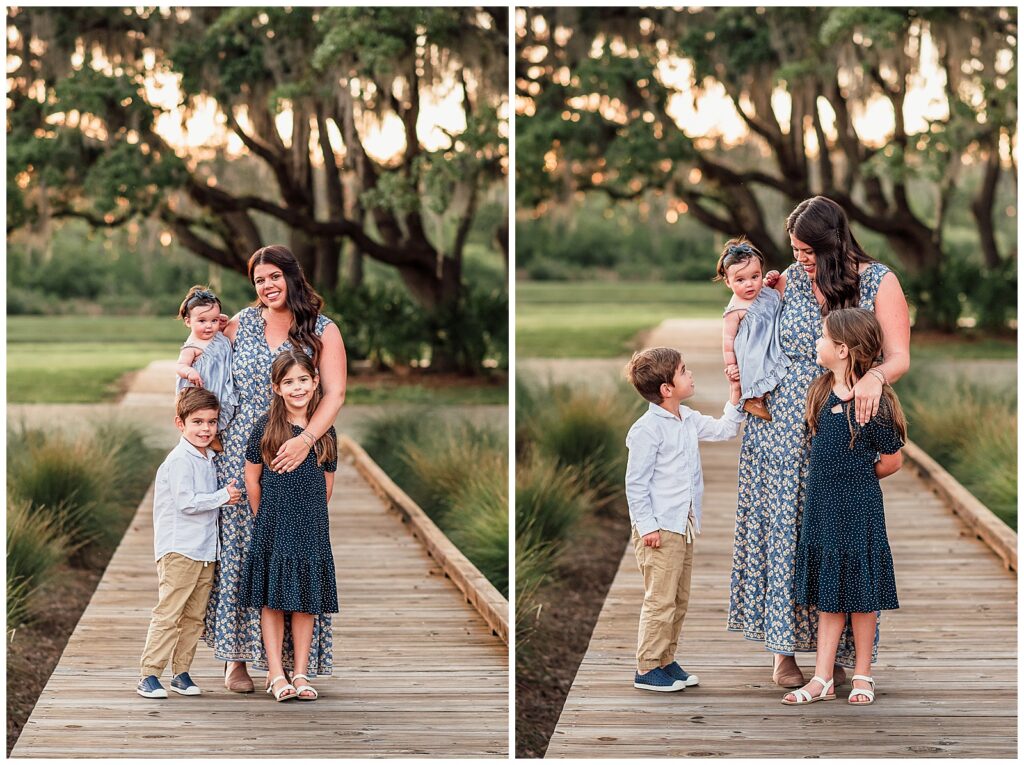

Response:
(625, 400), (745, 537)
(152, 437), (230, 562)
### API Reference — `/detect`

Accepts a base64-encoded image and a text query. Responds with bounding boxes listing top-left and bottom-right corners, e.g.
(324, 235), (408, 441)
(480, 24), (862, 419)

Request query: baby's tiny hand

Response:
(764, 270), (781, 287)
(724, 364), (740, 382)
(224, 478), (241, 505)
(187, 369), (204, 387)
(642, 530), (661, 548)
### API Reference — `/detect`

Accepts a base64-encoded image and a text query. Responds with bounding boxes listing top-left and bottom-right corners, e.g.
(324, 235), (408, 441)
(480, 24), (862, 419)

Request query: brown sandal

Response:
(224, 662), (254, 693)
(772, 656), (805, 689)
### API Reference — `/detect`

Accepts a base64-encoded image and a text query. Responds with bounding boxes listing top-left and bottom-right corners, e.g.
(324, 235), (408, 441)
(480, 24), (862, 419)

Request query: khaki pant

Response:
(632, 525), (695, 673)
(139, 553), (216, 677)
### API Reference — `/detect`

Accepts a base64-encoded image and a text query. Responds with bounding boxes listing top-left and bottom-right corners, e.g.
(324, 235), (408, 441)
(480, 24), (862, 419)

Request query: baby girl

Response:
(715, 239), (790, 421)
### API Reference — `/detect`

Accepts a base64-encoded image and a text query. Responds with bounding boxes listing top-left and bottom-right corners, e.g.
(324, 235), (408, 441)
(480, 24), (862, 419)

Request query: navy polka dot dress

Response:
(241, 414), (339, 615)
(794, 392), (904, 613)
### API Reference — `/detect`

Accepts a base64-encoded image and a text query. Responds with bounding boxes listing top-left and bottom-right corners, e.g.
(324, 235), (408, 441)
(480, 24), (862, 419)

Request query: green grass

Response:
(7, 315), (185, 343)
(909, 334), (1017, 361)
(7, 342), (182, 403)
(344, 382), (508, 406)
(7, 316), (508, 405)
(516, 281), (723, 358)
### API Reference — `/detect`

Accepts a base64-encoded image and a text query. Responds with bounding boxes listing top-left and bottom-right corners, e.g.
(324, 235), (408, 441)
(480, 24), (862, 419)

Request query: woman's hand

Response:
(851, 370), (884, 425)
(272, 435), (312, 473)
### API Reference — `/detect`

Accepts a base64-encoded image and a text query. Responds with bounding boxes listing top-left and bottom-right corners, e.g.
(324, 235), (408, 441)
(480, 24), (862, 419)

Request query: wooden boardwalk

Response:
(12, 362), (508, 757)
(546, 319), (1017, 759)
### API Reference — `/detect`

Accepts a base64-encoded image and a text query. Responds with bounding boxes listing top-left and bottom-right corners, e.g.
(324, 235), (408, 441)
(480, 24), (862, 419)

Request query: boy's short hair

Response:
(176, 387), (221, 420)
(625, 347), (682, 404)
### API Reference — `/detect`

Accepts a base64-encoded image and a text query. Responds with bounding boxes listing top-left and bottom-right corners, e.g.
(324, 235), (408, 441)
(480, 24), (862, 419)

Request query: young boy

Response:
(624, 347), (743, 692)
(137, 388), (241, 698)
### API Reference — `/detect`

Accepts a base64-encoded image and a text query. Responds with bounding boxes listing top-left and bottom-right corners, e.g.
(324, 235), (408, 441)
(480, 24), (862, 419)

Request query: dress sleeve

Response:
(862, 400), (904, 455)
(245, 417), (265, 464)
(323, 426), (338, 473)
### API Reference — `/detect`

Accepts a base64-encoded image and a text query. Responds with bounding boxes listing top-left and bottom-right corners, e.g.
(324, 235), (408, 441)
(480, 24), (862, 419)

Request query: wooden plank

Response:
(340, 434), (509, 645)
(12, 452), (508, 758)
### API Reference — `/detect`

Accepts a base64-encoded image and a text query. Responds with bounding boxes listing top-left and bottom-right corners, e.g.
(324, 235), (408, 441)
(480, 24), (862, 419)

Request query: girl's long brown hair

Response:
(806, 308), (907, 448)
(248, 245), (325, 367)
(261, 349), (337, 466)
(786, 196), (875, 316)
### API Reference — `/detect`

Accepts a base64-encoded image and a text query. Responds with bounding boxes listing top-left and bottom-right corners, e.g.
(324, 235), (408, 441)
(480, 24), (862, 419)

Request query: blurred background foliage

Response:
(516, 7), (1017, 333)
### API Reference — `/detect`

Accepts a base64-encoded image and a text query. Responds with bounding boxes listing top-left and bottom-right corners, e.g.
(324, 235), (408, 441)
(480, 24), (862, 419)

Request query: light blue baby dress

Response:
(724, 287), (791, 411)
(176, 331), (238, 431)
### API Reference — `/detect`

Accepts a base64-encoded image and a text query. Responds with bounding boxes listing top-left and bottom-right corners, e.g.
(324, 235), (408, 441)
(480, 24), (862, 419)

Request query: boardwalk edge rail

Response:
(339, 434), (510, 645)
(903, 439), (1017, 572)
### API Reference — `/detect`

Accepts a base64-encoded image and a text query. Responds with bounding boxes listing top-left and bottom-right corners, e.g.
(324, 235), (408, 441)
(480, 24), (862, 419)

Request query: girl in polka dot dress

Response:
(241, 349), (338, 702)
(783, 307), (907, 707)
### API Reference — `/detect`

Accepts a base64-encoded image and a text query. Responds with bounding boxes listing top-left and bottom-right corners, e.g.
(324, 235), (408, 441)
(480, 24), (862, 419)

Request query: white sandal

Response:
(848, 675), (876, 705)
(266, 674), (297, 702)
(781, 675), (835, 705)
(291, 673), (318, 701)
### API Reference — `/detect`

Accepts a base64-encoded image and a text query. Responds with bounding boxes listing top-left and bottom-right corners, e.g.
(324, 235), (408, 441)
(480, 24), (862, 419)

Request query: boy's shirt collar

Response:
(177, 436), (214, 461)
(648, 401), (692, 421)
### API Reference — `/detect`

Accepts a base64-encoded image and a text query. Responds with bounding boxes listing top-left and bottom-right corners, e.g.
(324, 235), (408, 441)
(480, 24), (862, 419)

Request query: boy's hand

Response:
(729, 379), (742, 405)
(642, 530), (661, 548)
(224, 478), (241, 505)
(724, 364), (740, 382)
(764, 270), (781, 287)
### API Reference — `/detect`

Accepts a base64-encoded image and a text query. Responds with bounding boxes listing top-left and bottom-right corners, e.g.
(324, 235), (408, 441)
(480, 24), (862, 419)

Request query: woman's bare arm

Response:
(852, 271), (911, 424)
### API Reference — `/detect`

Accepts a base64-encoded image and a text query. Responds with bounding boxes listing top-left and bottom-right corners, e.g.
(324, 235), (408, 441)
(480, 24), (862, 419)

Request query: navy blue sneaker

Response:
(633, 666), (685, 692)
(171, 672), (201, 696)
(137, 675), (168, 699)
(663, 661), (700, 687)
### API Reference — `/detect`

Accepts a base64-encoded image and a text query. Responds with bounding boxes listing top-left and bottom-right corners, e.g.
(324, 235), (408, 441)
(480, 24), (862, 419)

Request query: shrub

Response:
(7, 420), (158, 553)
(402, 422), (507, 522)
(525, 383), (640, 498)
(6, 498), (75, 630)
(358, 412), (509, 591)
(446, 470), (510, 596)
(8, 434), (116, 550)
(513, 538), (554, 650)
(897, 365), (1017, 529)
(358, 409), (435, 491)
(515, 453), (593, 551)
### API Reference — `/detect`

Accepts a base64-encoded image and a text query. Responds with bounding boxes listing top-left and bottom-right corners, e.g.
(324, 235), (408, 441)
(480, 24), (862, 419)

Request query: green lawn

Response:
(517, 280), (1018, 362)
(7, 316), (508, 405)
(517, 281), (723, 357)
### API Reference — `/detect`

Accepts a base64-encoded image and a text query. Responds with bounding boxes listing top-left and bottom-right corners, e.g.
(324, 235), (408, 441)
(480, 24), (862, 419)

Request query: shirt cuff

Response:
(722, 401), (746, 422)
(634, 517), (661, 537)
(214, 487), (231, 506)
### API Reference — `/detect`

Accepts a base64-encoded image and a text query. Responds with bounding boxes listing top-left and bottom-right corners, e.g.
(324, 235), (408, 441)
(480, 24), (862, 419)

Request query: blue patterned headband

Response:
(187, 289), (218, 306)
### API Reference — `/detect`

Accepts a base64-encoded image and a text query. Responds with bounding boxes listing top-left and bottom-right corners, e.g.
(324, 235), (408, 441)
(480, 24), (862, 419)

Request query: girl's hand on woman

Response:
(272, 435), (312, 473)
(851, 371), (883, 425)
(724, 365), (740, 382)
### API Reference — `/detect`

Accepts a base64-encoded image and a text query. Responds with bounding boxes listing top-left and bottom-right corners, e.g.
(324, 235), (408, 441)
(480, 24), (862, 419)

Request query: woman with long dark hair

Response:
(727, 196), (910, 696)
(203, 245), (347, 693)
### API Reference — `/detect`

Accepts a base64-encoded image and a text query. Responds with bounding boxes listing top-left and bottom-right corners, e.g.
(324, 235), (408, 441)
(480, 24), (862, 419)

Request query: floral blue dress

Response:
(727, 261), (890, 667)
(203, 307), (335, 677)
